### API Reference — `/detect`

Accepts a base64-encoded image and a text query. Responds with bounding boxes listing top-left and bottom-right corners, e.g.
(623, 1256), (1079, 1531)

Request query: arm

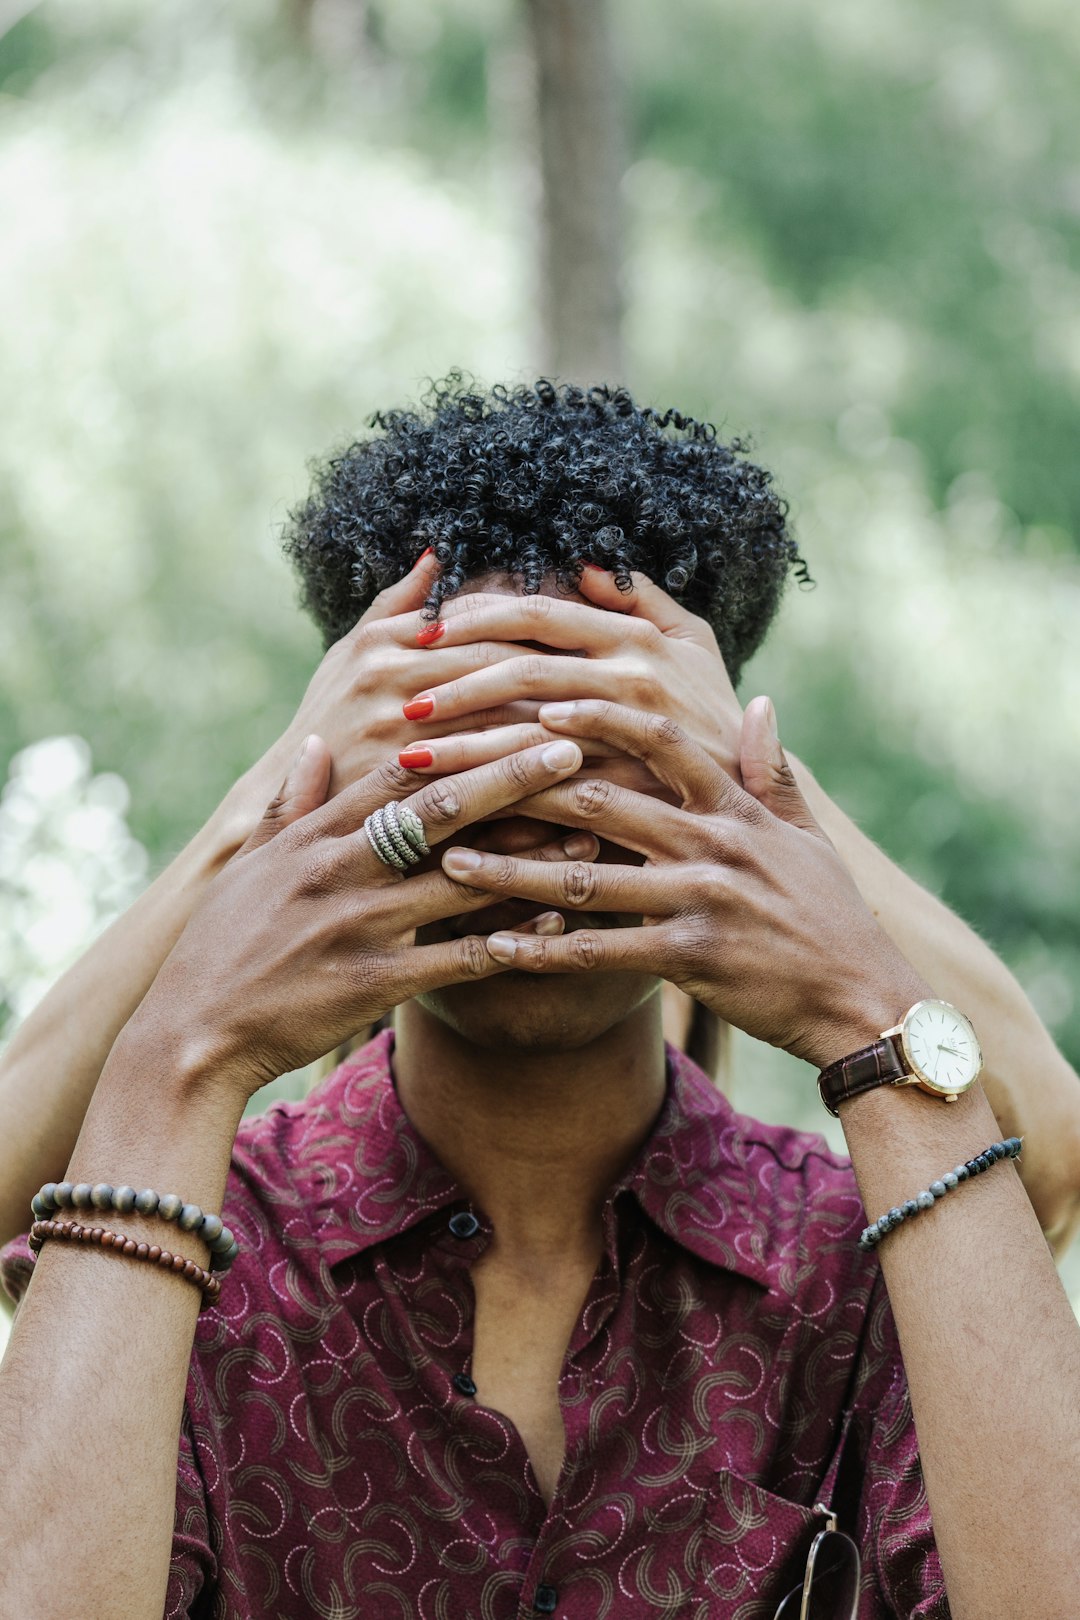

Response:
(0, 795), (251, 1258)
(840, 1069), (1080, 1619)
(0, 730), (591, 1611)
(789, 757), (1080, 1251)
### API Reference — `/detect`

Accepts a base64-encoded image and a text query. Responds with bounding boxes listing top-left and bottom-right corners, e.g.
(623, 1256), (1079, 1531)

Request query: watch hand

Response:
(937, 1044), (961, 1056)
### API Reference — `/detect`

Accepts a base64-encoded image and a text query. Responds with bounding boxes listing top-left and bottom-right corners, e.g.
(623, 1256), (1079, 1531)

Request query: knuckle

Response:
(473, 640), (508, 670)
(647, 713), (686, 751)
(570, 777), (614, 819)
(568, 930), (604, 969)
(696, 863), (729, 908)
(522, 593), (552, 625)
(348, 623), (378, 657)
(628, 669), (658, 707)
(361, 646), (395, 682)
(670, 919), (706, 965)
(562, 862), (599, 906)
(261, 790), (290, 828)
(500, 751), (536, 792)
(418, 780), (464, 827)
(367, 760), (415, 797)
(470, 704), (515, 730)
(520, 655), (548, 690)
(490, 855), (520, 890)
(453, 935), (491, 978)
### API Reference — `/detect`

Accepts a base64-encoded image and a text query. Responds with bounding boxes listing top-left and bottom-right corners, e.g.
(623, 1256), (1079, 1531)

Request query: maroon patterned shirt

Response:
(2, 1033), (948, 1619)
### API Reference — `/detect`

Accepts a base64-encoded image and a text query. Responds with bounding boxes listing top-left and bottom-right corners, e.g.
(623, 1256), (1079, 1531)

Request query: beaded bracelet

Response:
(29, 1219), (222, 1311)
(859, 1136), (1023, 1252)
(30, 1182), (239, 1272)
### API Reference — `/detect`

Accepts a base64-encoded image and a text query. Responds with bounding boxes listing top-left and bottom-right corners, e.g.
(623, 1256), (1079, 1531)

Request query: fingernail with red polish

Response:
(403, 696), (435, 721)
(416, 621), (446, 646)
(411, 547), (435, 570)
(399, 748), (434, 769)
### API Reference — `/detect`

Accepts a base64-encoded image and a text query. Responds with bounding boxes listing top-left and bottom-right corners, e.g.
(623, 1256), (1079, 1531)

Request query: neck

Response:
(392, 995), (667, 1267)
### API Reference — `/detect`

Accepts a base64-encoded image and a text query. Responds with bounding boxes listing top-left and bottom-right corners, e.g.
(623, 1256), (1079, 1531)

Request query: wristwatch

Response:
(817, 999), (983, 1118)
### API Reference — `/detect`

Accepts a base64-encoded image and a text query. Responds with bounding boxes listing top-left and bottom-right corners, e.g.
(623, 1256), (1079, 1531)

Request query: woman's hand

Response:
(223, 552), (555, 826)
(438, 697), (930, 1071)
(127, 734), (592, 1105)
(389, 569), (745, 787)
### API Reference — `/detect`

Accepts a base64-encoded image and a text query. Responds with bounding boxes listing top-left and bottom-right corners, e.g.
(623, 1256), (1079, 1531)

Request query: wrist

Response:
(802, 963), (933, 1071)
(110, 1005), (258, 1117)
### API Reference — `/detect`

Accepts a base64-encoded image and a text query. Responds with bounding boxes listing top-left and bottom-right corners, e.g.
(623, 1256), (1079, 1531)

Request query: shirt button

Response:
(452, 1372), (477, 1397)
(533, 1585), (558, 1613)
(448, 1211), (480, 1239)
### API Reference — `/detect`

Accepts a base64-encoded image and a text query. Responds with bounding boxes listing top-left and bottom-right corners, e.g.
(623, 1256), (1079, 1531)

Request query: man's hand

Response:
(438, 696), (928, 1070)
(129, 734), (592, 1104)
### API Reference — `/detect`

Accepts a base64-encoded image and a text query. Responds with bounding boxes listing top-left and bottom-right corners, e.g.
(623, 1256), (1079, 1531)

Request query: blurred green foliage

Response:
(0, 0), (1077, 1101)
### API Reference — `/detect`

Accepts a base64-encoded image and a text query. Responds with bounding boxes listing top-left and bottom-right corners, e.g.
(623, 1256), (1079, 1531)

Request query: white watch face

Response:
(902, 1000), (982, 1095)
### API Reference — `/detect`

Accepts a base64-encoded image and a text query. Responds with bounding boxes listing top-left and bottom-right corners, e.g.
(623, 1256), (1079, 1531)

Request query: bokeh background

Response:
(2, 0), (1079, 1348)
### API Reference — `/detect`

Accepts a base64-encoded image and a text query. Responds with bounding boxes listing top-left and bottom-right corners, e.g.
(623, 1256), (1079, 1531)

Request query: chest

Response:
(187, 1232), (861, 1620)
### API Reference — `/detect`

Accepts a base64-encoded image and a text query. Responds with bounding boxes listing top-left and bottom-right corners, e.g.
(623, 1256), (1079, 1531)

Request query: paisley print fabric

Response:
(1, 1034), (948, 1618)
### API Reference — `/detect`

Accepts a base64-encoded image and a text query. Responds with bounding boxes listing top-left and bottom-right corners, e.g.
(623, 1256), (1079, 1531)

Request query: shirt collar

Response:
(274, 1030), (775, 1290)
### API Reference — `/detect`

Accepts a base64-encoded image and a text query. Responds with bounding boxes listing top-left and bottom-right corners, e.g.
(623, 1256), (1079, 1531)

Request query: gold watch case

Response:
(884, 998), (983, 1103)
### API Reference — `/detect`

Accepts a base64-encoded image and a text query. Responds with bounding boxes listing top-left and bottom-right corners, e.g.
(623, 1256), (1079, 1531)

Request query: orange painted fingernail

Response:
(403, 696), (435, 720)
(416, 621), (446, 646)
(399, 748), (434, 769)
(411, 547), (435, 570)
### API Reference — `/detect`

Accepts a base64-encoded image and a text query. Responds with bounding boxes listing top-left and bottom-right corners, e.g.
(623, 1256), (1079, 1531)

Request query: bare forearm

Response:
(0, 1034), (244, 1613)
(795, 757), (1080, 1246)
(0, 789), (259, 1251)
(841, 1078), (1080, 1619)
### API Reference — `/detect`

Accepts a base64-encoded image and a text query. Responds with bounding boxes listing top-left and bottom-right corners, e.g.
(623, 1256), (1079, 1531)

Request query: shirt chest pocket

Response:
(693, 1470), (818, 1620)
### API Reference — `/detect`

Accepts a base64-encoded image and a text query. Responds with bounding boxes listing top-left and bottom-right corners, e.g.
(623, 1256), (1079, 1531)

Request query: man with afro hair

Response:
(2, 376), (1079, 1618)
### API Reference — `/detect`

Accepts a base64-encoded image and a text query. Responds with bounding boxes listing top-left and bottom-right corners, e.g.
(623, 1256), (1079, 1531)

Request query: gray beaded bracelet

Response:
(859, 1137), (1023, 1252)
(30, 1182), (239, 1272)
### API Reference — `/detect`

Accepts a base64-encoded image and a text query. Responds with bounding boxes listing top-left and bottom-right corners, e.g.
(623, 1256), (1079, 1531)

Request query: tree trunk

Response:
(523, 0), (625, 382)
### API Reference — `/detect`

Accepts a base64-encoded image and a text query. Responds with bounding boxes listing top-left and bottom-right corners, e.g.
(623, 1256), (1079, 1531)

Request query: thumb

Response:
(739, 698), (823, 837)
(240, 735), (333, 854)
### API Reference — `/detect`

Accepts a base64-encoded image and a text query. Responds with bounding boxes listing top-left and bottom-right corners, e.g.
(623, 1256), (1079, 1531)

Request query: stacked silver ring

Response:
(364, 800), (430, 870)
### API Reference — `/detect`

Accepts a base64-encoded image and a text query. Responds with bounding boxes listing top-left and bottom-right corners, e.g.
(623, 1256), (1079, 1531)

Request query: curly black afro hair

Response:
(283, 374), (808, 685)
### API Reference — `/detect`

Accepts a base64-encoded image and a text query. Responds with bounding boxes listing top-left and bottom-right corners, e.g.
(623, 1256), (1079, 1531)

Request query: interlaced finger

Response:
(330, 739), (587, 873)
(364, 828), (602, 930)
(384, 919), (670, 1002)
(409, 591), (642, 652)
(536, 699), (743, 817)
(481, 924), (668, 977)
(509, 775), (709, 862)
(399, 655), (638, 726)
(438, 848), (676, 917)
(398, 721), (623, 775)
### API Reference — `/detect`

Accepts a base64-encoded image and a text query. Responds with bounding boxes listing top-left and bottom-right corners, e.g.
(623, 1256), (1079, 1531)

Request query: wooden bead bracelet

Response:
(29, 1219), (222, 1310)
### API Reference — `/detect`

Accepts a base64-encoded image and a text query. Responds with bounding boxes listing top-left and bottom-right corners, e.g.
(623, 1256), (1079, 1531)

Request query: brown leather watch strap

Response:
(817, 1034), (908, 1118)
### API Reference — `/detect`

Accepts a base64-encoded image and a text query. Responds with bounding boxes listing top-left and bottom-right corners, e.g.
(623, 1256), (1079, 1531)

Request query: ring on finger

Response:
(365, 801), (427, 870)
(397, 803), (430, 856)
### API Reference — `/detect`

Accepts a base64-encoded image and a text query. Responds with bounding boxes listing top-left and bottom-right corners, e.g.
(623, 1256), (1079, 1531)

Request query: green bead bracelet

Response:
(31, 1181), (239, 1271)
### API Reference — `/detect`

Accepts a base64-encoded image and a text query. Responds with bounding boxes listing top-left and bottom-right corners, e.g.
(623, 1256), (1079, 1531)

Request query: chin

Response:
(415, 970), (661, 1053)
